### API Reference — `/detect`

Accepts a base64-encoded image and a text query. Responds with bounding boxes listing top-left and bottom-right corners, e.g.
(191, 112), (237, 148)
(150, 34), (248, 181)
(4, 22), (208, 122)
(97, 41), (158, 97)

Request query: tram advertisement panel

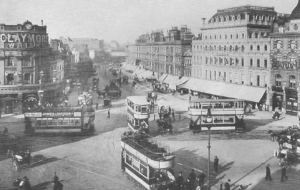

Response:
(24, 112), (82, 118)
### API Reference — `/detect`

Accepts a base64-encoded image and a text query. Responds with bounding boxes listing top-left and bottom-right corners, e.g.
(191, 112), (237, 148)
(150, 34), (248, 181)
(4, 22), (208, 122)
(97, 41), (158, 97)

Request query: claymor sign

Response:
(0, 33), (49, 49)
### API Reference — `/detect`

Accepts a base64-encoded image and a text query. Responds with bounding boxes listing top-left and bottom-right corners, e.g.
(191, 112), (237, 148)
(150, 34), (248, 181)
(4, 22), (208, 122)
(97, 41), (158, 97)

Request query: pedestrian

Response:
(21, 176), (31, 190)
(265, 164), (272, 181)
(281, 165), (288, 182)
(298, 111), (300, 125)
(52, 172), (63, 190)
(214, 156), (219, 172)
(188, 169), (196, 190)
(224, 179), (231, 190)
(198, 172), (206, 187)
(176, 172), (184, 188)
(107, 109), (110, 119)
(172, 109), (175, 121)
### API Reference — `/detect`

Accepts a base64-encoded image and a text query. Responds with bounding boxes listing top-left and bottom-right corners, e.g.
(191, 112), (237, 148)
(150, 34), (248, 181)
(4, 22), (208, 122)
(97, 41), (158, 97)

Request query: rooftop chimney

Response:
(202, 18), (206, 27)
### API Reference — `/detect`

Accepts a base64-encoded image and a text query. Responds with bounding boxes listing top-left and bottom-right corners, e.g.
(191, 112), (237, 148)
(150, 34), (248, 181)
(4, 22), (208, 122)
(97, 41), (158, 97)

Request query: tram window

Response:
(202, 104), (210, 109)
(52, 119), (58, 126)
(140, 163), (148, 177)
(126, 154), (132, 165)
(75, 119), (81, 126)
(47, 119), (53, 126)
(41, 119), (47, 126)
(224, 102), (234, 108)
(36, 119), (41, 126)
(141, 106), (147, 113)
(132, 157), (140, 171)
(214, 103), (223, 109)
(214, 116), (223, 123)
(63, 119), (69, 126)
(224, 116), (235, 123)
(69, 119), (74, 126)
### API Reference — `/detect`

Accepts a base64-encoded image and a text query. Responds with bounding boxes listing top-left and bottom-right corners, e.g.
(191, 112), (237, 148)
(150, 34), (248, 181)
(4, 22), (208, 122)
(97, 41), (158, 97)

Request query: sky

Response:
(0, 0), (298, 44)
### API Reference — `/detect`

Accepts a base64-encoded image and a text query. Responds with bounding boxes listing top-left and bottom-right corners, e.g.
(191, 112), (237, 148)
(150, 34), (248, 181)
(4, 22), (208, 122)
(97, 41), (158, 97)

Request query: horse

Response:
(267, 130), (287, 141)
(97, 90), (107, 98)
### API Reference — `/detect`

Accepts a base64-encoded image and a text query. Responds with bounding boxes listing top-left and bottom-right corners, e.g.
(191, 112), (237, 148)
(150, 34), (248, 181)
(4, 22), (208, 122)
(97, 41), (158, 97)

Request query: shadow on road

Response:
(174, 148), (234, 188)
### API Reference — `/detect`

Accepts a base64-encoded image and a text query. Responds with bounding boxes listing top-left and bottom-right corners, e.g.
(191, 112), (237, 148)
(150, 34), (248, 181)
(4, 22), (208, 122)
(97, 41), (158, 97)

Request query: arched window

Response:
(275, 74), (282, 87)
(289, 75), (296, 88)
(257, 45), (260, 51)
(264, 45), (268, 51)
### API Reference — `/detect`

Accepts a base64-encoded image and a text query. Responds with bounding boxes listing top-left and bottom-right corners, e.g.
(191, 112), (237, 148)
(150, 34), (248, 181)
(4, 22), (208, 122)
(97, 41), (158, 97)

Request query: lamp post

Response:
(38, 71), (44, 106)
(206, 107), (213, 190)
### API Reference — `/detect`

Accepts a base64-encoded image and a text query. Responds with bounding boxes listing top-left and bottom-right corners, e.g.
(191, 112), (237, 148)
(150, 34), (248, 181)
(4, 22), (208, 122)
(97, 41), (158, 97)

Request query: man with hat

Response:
(176, 172), (184, 188)
(265, 164), (272, 181)
(21, 176), (31, 190)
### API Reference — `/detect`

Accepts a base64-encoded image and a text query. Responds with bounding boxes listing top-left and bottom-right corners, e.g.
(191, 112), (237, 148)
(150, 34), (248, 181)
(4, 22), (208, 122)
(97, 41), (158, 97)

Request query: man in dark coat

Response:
(197, 172), (206, 187)
(107, 109), (110, 119)
(176, 172), (184, 188)
(265, 164), (272, 181)
(21, 176), (31, 190)
(224, 179), (231, 190)
(53, 172), (63, 190)
(188, 169), (196, 190)
(214, 156), (219, 172)
(281, 166), (288, 182)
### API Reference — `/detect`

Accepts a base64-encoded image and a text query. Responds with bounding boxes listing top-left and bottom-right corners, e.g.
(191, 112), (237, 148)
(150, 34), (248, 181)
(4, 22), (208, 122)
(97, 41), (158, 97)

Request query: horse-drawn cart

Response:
(7, 150), (31, 171)
(103, 98), (111, 108)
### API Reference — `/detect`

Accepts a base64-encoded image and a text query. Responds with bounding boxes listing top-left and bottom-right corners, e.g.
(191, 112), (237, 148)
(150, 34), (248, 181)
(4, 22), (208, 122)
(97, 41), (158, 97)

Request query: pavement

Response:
(1, 65), (300, 190)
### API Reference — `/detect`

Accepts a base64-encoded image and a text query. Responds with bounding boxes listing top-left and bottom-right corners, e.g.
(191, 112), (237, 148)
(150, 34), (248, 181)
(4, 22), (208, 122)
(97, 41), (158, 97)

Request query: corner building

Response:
(192, 5), (277, 107)
(127, 26), (193, 76)
(270, 0), (300, 115)
(0, 21), (64, 114)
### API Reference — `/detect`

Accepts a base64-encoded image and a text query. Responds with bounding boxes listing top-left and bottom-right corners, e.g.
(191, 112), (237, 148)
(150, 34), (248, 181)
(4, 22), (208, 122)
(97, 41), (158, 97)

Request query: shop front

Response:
(286, 88), (298, 115)
(0, 95), (20, 115)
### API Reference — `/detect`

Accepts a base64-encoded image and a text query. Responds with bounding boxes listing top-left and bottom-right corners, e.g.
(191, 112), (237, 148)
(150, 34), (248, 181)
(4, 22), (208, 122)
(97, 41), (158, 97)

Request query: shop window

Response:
(7, 59), (14, 66)
(289, 75), (296, 88)
(275, 74), (282, 87)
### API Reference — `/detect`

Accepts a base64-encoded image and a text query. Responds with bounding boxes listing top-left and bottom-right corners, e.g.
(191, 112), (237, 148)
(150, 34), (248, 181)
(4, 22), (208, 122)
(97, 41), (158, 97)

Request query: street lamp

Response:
(206, 107), (213, 190)
(38, 71), (44, 106)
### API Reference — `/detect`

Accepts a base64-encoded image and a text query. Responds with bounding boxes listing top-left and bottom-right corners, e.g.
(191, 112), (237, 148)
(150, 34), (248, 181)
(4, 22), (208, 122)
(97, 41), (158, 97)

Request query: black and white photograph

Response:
(1, 0), (300, 189)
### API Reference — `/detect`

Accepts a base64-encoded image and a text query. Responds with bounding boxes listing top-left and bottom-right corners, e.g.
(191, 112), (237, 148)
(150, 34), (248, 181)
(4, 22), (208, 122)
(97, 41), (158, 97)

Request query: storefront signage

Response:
(25, 112), (81, 117)
(272, 58), (300, 70)
(0, 33), (49, 49)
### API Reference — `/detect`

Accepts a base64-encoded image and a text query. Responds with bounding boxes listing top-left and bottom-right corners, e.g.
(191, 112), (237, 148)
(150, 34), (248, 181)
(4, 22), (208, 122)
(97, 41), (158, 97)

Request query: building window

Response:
(229, 72), (232, 83)
(264, 45), (268, 51)
(250, 59), (253, 67)
(236, 34), (239, 39)
(250, 45), (253, 51)
(205, 70), (208, 79)
(225, 35), (227, 39)
(250, 75), (253, 86)
(264, 60), (267, 68)
(275, 74), (282, 87)
(220, 35), (222, 39)
(264, 76), (267, 87)
(289, 75), (296, 88)
(241, 45), (245, 52)
(235, 73), (238, 83)
(224, 72), (226, 81)
(255, 33), (259, 38)
(257, 75), (260, 86)
(214, 71), (216, 80)
(242, 33), (245, 38)
(231, 35), (233, 39)
(257, 45), (260, 51)
(6, 74), (14, 85)
(241, 74), (244, 84)
(257, 59), (260, 67)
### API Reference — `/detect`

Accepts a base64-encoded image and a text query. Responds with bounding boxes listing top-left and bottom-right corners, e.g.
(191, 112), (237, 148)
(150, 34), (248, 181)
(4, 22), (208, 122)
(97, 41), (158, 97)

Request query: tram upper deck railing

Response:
(121, 133), (174, 161)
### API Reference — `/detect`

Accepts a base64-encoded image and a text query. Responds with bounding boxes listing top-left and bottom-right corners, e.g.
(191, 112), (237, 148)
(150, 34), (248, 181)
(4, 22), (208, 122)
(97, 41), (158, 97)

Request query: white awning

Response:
(158, 74), (168, 82)
(176, 76), (189, 86)
(178, 78), (266, 103)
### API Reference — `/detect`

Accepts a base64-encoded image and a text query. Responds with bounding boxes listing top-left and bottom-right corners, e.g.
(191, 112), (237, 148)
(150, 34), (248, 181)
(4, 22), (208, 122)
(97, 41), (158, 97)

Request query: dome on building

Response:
(290, 0), (300, 20)
(23, 20), (32, 25)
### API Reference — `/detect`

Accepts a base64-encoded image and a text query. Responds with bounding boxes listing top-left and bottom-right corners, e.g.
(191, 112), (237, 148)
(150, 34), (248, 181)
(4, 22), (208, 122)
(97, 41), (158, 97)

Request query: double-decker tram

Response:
(24, 106), (95, 134)
(188, 99), (245, 131)
(126, 96), (150, 133)
(121, 132), (175, 190)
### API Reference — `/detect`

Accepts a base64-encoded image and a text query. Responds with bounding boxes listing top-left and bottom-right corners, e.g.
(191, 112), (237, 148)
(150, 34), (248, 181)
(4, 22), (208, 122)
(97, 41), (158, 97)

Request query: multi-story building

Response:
(127, 25), (193, 77)
(0, 21), (64, 114)
(270, 0), (300, 115)
(191, 5), (277, 106)
(61, 37), (102, 50)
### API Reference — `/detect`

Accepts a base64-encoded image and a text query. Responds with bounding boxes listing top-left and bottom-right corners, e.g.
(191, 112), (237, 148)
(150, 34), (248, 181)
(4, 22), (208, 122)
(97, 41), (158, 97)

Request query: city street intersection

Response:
(0, 67), (300, 190)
